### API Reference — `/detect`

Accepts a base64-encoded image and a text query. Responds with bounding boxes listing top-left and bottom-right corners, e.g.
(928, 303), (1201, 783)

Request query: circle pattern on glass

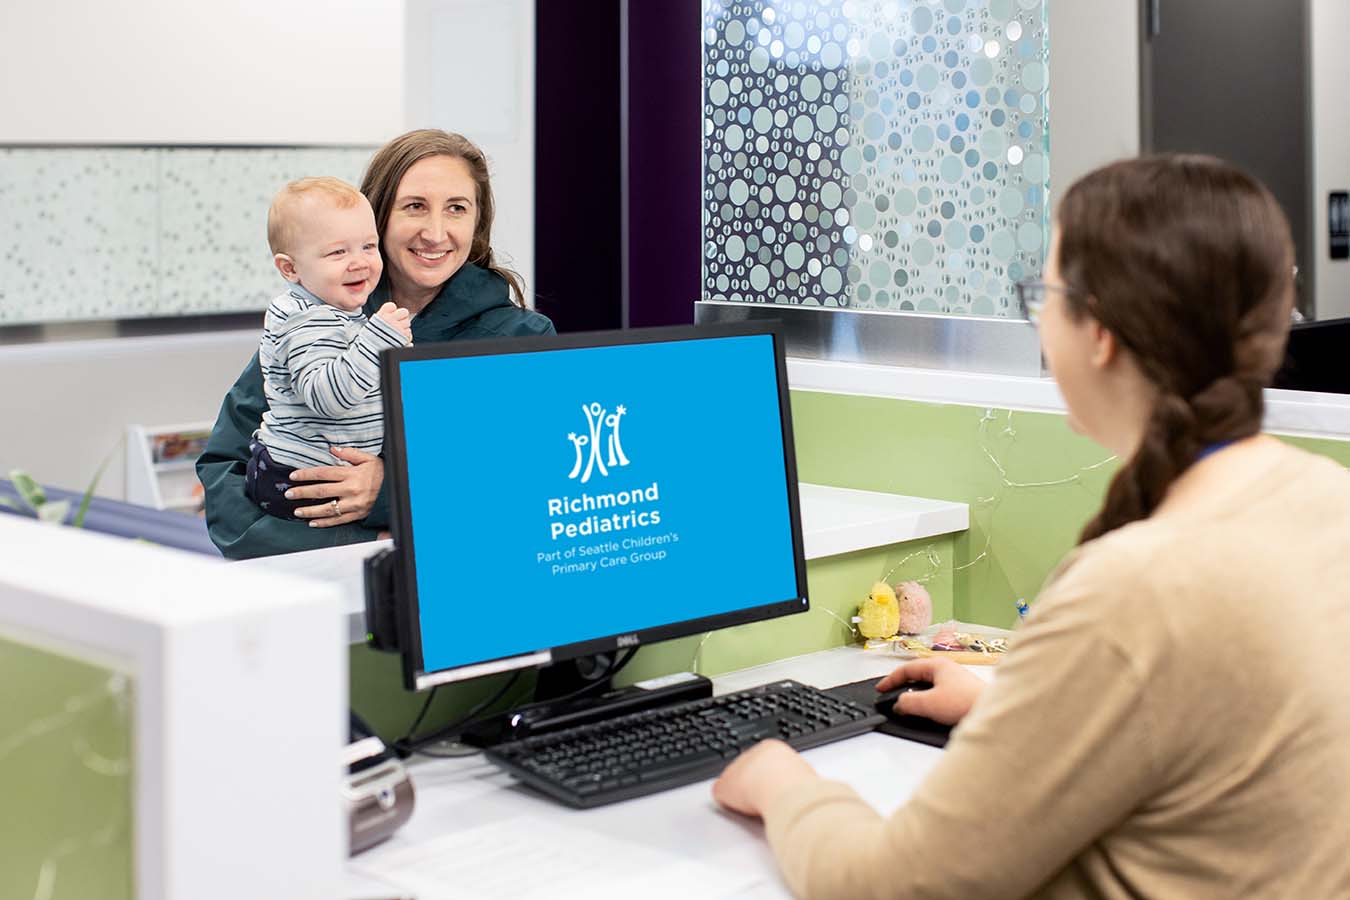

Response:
(702, 0), (1049, 314)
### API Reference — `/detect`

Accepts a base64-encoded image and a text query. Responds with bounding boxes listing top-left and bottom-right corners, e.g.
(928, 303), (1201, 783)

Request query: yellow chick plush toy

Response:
(857, 582), (901, 640)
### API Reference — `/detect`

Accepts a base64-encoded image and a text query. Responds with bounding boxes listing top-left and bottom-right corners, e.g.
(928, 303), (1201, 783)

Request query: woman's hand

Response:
(285, 447), (385, 528)
(875, 657), (986, 725)
(712, 740), (819, 818)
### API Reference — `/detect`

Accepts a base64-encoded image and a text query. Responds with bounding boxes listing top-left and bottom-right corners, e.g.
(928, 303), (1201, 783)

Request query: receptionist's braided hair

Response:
(1058, 155), (1296, 544)
(361, 129), (526, 307)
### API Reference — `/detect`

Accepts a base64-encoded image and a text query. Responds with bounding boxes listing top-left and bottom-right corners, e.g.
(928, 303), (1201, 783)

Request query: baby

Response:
(246, 176), (411, 520)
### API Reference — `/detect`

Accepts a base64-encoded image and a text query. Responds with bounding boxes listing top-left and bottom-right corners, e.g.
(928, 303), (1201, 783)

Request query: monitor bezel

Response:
(381, 321), (810, 691)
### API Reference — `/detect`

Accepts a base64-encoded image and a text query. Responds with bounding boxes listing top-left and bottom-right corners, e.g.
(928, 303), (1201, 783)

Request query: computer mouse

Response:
(824, 677), (951, 748)
(873, 680), (935, 714)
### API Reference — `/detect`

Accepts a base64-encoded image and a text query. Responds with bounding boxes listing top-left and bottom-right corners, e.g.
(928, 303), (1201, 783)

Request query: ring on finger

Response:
(331, 498), (341, 517)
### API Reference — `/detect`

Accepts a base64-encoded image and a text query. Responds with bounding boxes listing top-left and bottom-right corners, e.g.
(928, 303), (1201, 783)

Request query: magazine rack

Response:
(125, 422), (213, 513)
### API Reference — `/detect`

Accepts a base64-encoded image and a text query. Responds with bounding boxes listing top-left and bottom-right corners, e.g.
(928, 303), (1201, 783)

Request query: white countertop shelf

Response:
(799, 483), (968, 560)
(237, 483), (969, 644)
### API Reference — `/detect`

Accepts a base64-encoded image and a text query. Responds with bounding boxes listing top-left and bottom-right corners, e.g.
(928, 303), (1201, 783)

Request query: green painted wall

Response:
(351, 389), (1350, 742)
(0, 635), (133, 900)
(792, 392), (1117, 628)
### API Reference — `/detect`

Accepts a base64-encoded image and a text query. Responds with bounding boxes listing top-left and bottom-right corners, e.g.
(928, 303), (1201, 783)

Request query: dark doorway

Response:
(1140, 0), (1313, 313)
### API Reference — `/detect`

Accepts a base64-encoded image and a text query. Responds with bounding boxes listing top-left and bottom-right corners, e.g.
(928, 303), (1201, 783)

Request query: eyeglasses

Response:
(1016, 266), (1300, 326)
(1014, 279), (1081, 326)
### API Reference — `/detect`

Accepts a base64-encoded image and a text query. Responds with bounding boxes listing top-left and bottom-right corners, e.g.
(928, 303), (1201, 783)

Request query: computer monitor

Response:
(1271, 317), (1350, 394)
(381, 323), (808, 690)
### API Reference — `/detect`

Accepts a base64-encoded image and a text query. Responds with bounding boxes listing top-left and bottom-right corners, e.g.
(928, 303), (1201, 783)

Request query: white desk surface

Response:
(238, 484), (969, 645)
(344, 645), (998, 900)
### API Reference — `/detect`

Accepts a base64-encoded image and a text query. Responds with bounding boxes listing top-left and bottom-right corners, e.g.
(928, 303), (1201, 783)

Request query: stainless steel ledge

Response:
(694, 300), (1045, 377)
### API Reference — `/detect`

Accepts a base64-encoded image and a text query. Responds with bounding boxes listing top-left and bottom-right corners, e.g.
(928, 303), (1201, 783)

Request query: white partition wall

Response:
(0, 518), (346, 899)
(0, 330), (260, 501)
(0, 0), (404, 145)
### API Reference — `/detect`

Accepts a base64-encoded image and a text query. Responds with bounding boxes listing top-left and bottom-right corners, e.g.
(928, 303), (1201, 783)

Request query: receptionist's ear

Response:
(1088, 316), (1120, 370)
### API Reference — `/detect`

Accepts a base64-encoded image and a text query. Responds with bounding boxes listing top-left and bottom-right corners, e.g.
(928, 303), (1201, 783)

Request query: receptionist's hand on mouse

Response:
(876, 658), (985, 725)
(713, 739), (819, 818)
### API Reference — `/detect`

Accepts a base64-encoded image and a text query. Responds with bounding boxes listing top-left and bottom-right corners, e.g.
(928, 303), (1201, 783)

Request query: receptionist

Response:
(714, 155), (1350, 898)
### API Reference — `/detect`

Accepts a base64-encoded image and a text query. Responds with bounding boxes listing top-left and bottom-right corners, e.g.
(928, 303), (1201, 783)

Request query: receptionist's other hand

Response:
(713, 739), (818, 818)
(287, 447), (384, 528)
(876, 657), (985, 725)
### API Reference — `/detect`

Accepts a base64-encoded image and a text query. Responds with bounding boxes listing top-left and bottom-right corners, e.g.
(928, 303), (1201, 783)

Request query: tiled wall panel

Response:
(0, 147), (373, 325)
(0, 151), (158, 322)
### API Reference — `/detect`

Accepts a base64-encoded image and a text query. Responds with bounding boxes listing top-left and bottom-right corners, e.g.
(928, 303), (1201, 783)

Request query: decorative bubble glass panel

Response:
(702, 0), (1049, 317)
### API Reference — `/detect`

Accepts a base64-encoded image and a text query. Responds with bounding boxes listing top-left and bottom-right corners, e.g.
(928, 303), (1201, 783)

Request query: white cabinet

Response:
(125, 423), (213, 513)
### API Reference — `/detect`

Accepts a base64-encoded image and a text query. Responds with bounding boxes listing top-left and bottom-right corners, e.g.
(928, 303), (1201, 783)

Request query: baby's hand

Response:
(375, 302), (413, 342)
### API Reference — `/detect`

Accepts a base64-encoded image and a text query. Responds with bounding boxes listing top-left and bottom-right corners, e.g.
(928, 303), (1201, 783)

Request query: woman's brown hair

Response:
(361, 129), (525, 306)
(1058, 155), (1296, 543)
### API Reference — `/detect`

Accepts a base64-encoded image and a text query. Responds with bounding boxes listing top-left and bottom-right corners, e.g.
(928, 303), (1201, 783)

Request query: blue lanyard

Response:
(1195, 440), (1234, 462)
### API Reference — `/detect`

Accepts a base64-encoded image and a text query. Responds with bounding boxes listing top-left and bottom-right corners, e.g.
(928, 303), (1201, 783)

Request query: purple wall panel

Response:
(534, 1), (623, 333)
(623, 0), (702, 327)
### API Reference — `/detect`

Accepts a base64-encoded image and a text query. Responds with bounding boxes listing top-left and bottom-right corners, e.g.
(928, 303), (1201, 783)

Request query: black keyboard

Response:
(486, 680), (884, 808)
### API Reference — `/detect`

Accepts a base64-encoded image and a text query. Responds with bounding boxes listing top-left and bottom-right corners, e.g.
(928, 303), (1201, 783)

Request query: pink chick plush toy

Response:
(895, 581), (933, 634)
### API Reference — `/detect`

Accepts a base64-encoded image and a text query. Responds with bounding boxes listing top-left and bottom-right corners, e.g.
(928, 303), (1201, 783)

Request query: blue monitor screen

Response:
(393, 330), (805, 678)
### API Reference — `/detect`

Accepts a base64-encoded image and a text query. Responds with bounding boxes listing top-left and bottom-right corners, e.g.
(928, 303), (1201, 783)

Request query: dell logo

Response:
(616, 633), (640, 648)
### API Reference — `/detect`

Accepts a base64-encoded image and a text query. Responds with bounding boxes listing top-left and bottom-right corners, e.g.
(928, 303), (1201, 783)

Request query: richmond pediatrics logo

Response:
(566, 402), (630, 484)
(548, 401), (662, 542)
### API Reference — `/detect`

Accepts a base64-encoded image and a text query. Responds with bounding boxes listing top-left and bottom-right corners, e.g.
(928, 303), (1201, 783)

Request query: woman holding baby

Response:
(198, 130), (553, 559)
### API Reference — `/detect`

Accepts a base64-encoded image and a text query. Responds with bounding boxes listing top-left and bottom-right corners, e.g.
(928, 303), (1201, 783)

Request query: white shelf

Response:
(799, 483), (968, 560)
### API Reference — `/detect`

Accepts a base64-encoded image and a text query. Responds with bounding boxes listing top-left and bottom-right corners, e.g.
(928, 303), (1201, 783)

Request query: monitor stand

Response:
(534, 651), (616, 702)
(457, 653), (713, 749)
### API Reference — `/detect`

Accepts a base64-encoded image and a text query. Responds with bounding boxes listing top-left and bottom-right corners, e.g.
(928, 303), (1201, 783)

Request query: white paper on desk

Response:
(350, 815), (770, 900)
(804, 740), (932, 816)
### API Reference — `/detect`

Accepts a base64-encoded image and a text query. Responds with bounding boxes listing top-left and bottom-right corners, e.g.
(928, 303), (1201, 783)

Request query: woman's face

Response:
(383, 155), (479, 294)
(1039, 229), (1105, 441)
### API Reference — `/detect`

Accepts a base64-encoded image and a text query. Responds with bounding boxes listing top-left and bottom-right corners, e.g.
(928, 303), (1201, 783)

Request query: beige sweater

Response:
(765, 441), (1350, 899)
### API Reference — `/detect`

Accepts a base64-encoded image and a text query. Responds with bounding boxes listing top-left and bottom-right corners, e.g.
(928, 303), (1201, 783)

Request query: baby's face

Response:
(279, 196), (383, 312)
